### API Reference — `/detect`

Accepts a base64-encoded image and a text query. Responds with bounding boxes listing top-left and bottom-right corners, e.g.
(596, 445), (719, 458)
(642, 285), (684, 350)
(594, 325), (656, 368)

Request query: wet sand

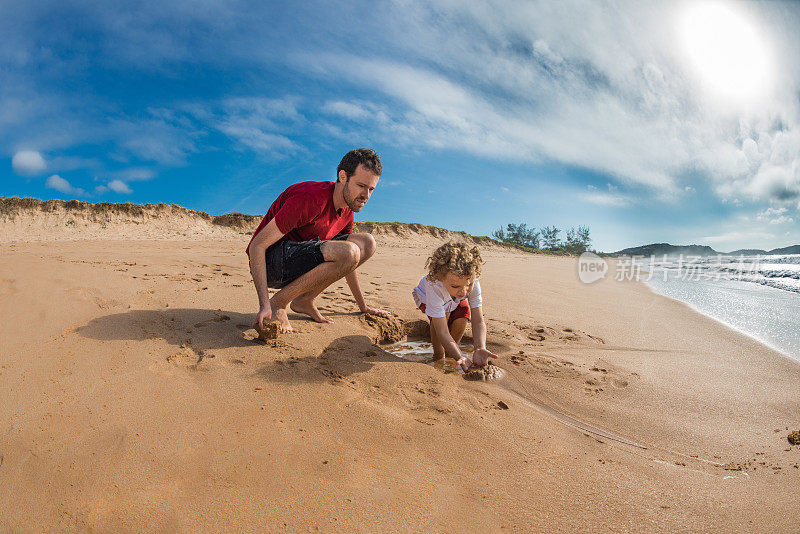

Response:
(1, 237), (800, 532)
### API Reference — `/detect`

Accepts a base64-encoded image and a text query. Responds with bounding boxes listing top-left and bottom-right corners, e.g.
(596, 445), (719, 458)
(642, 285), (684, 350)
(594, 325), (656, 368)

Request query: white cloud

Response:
(188, 97), (304, 157)
(107, 179), (132, 194)
(46, 174), (85, 196)
(580, 190), (630, 207)
(700, 229), (775, 247)
(305, 55), (684, 195)
(756, 206), (795, 224)
(114, 114), (200, 165)
(293, 1), (800, 204)
(114, 167), (156, 181)
(217, 126), (298, 155)
(322, 101), (370, 120)
(759, 206), (787, 217)
(696, 209), (800, 251)
(12, 150), (46, 175)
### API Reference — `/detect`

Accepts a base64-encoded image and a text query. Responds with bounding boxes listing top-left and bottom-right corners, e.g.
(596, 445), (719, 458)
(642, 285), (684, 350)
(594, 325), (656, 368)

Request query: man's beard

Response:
(343, 181), (366, 212)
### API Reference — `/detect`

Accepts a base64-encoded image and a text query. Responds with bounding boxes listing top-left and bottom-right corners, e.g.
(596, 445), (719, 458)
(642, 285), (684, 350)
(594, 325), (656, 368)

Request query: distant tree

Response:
(494, 223), (590, 254)
(494, 223), (540, 249)
(577, 225), (591, 250)
(563, 226), (590, 254)
(525, 226), (541, 249)
(540, 225), (561, 250)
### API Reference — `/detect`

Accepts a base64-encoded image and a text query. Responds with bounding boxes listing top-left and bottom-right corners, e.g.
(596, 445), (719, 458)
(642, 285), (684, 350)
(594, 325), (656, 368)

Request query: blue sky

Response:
(2, 0), (800, 252)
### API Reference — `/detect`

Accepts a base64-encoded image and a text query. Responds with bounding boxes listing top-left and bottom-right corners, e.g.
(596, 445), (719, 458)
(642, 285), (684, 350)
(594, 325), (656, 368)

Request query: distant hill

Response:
(768, 245), (800, 255)
(614, 242), (800, 256)
(727, 249), (768, 256)
(614, 243), (719, 256)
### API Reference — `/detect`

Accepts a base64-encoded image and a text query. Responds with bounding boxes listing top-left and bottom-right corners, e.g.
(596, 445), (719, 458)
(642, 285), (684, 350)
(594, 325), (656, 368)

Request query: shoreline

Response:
(639, 274), (800, 364)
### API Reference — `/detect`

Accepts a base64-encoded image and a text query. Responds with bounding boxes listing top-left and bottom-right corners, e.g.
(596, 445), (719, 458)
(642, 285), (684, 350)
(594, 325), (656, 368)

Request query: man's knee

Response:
(349, 232), (376, 261)
(344, 241), (361, 267)
(323, 240), (360, 268)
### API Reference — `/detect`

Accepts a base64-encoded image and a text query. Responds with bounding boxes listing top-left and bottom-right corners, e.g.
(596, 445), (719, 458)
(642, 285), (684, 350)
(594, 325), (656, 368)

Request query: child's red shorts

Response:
(419, 299), (471, 329)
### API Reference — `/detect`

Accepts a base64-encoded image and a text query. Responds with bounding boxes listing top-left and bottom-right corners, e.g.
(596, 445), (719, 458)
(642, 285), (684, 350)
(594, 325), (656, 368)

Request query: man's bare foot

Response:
(271, 307), (294, 333)
(290, 297), (334, 324)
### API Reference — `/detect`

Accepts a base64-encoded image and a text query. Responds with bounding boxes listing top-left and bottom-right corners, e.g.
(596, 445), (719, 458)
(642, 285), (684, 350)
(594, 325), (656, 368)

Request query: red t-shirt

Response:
(245, 181), (353, 257)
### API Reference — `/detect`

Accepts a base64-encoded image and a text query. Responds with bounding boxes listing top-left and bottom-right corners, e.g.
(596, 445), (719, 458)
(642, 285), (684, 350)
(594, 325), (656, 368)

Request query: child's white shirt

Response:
(412, 276), (482, 318)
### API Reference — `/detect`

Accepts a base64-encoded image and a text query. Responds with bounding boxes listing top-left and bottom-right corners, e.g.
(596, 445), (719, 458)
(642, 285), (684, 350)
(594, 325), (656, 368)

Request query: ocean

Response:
(629, 254), (800, 361)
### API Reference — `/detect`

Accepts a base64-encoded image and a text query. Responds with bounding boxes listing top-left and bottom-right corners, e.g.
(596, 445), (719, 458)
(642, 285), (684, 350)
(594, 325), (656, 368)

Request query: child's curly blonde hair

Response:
(425, 241), (483, 282)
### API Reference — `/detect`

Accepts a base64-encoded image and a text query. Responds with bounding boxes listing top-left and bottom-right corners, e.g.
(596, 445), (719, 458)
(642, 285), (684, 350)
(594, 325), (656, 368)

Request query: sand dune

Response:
(0, 197), (507, 249)
(0, 197), (259, 241)
(1, 200), (799, 532)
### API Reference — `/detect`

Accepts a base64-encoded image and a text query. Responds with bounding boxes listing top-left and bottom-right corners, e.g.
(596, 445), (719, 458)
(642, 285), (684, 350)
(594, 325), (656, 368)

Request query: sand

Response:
(2, 210), (800, 531)
(464, 362), (506, 381)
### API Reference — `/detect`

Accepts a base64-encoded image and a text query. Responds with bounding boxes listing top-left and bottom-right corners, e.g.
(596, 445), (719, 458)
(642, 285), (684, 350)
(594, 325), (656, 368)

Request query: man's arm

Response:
(430, 316), (471, 371)
(344, 269), (367, 312)
(248, 219), (285, 329)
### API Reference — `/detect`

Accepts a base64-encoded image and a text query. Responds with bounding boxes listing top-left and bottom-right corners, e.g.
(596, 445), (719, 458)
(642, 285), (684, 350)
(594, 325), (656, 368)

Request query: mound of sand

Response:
(463, 361), (506, 381)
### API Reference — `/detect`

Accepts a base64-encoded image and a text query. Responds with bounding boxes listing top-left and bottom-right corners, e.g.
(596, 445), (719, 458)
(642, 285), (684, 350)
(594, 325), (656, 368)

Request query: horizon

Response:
(2, 1), (800, 252)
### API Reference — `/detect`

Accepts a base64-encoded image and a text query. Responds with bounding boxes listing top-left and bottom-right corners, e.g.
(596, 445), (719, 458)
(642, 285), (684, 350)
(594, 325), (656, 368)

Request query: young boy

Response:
(412, 241), (498, 371)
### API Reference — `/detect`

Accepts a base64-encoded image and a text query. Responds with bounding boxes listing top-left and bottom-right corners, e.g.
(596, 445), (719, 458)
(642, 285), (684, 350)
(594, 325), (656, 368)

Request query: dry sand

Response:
(2, 202), (800, 532)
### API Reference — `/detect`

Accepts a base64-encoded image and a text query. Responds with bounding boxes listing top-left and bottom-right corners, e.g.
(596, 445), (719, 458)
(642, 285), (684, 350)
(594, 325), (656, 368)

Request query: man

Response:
(246, 148), (390, 334)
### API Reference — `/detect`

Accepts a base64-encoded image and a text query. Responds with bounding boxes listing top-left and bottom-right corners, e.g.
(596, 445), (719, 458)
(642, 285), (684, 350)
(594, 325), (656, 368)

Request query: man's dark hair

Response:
(337, 148), (382, 179)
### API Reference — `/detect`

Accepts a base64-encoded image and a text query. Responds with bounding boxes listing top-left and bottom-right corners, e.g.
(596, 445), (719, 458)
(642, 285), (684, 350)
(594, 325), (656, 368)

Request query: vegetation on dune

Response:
(492, 222), (593, 255)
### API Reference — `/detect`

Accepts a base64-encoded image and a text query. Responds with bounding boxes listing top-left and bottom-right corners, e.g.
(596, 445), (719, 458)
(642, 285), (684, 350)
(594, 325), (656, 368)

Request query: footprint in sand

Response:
(588, 365), (631, 389)
(611, 378), (629, 388)
(510, 351), (527, 365)
(166, 346), (213, 370)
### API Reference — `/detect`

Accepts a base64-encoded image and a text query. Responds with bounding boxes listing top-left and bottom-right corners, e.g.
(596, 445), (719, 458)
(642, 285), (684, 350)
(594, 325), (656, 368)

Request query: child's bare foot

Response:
(290, 297), (334, 324)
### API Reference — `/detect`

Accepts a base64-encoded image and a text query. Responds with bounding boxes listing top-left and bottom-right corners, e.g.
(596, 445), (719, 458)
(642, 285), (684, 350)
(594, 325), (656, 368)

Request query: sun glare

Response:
(680, 2), (771, 102)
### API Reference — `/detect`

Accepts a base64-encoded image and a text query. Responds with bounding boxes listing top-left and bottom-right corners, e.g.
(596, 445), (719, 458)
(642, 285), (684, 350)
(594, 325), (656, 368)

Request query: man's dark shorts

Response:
(266, 233), (350, 289)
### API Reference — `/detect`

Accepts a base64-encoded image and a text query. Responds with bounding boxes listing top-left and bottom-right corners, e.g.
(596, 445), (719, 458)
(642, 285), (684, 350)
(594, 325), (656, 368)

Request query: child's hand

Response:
(471, 348), (498, 367)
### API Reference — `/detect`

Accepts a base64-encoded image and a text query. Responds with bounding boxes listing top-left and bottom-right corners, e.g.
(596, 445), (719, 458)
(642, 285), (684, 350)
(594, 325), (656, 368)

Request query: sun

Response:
(680, 2), (771, 102)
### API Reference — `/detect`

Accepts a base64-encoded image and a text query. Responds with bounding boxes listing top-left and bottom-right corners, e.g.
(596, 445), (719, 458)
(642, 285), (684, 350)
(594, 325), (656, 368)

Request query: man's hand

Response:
(471, 348), (498, 367)
(362, 306), (391, 317)
(253, 305), (272, 331)
(456, 355), (473, 372)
